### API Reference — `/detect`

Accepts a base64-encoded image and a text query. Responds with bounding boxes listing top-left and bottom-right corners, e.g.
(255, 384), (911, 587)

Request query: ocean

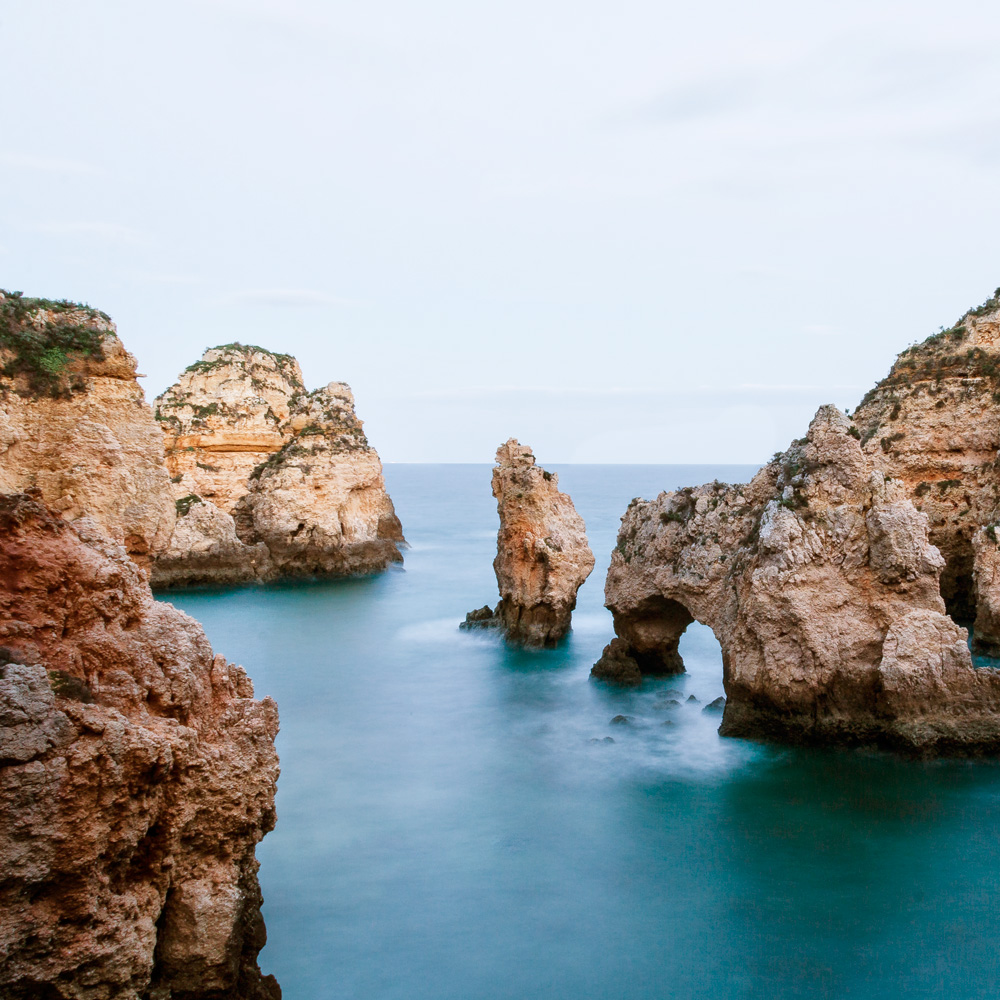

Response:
(164, 464), (1000, 1000)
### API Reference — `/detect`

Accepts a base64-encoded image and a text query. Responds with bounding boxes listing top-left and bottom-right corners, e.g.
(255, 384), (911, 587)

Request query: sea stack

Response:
(465, 439), (594, 646)
(152, 343), (405, 585)
(0, 493), (280, 998)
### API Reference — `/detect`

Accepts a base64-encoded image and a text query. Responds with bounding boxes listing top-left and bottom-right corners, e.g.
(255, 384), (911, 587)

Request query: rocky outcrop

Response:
(0, 493), (280, 998)
(0, 291), (176, 568)
(593, 405), (1000, 751)
(852, 288), (1000, 632)
(152, 345), (404, 586)
(151, 496), (274, 588)
(464, 440), (594, 646)
(155, 344), (304, 513)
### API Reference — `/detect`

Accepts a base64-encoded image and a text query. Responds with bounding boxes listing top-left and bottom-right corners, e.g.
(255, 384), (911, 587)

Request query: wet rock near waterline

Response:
(703, 697), (726, 714)
(460, 604), (502, 630)
(610, 715), (631, 725)
(591, 637), (642, 685)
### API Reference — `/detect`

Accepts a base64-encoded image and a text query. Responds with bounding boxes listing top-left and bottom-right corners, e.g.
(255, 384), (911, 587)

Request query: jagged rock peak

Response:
(0, 493), (280, 998)
(463, 439), (594, 646)
(593, 403), (1000, 751)
(0, 291), (176, 566)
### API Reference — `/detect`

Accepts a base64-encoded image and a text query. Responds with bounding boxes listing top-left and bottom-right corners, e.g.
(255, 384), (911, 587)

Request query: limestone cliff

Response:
(0, 291), (176, 567)
(593, 406), (1000, 751)
(852, 287), (1000, 629)
(0, 493), (280, 999)
(465, 440), (594, 646)
(152, 345), (404, 585)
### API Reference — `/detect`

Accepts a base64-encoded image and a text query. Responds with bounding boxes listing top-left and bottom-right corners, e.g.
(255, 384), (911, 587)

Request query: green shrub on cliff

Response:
(0, 290), (109, 397)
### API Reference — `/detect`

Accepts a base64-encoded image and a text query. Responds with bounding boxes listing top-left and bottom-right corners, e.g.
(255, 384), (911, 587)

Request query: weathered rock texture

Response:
(465, 440), (594, 646)
(0, 291), (176, 568)
(593, 405), (1000, 751)
(153, 344), (404, 586)
(853, 287), (1000, 632)
(0, 493), (280, 999)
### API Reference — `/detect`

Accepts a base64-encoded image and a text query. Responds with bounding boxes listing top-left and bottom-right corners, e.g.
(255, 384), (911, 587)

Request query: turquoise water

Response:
(165, 465), (1000, 1000)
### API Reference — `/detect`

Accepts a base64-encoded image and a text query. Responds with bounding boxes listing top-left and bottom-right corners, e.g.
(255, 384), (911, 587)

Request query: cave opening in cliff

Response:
(940, 548), (977, 625)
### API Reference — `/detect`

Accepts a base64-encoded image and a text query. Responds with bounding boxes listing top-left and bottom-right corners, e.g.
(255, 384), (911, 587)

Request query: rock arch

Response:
(592, 406), (1000, 751)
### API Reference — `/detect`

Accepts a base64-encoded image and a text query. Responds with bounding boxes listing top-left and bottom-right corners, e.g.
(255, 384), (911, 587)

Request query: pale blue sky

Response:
(3, 0), (1000, 461)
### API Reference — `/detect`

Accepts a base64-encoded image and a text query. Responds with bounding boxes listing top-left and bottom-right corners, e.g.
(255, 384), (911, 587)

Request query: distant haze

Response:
(3, 0), (999, 462)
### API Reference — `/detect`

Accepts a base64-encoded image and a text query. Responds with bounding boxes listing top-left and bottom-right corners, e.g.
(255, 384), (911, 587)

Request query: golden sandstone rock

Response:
(152, 344), (404, 586)
(0, 293), (176, 568)
(466, 440), (594, 646)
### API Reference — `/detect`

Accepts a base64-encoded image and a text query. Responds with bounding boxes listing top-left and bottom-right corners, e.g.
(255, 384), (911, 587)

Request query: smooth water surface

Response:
(165, 465), (1000, 1000)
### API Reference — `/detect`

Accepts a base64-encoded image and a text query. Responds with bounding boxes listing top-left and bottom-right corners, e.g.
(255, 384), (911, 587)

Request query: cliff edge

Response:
(0, 291), (176, 568)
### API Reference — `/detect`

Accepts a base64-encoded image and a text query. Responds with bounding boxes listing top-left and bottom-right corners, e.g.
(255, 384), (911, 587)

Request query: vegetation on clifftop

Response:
(182, 343), (303, 387)
(0, 290), (111, 397)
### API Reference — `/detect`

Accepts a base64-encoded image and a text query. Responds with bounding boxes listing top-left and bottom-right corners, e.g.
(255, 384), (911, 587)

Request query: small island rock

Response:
(465, 439), (594, 646)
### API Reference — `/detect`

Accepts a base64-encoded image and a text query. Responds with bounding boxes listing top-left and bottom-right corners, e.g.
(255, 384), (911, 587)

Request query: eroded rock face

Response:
(0, 494), (280, 999)
(467, 440), (594, 646)
(156, 345), (304, 513)
(152, 346), (404, 585)
(852, 289), (1000, 627)
(0, 292), (176, 568)
(594, 406), (1000, 751)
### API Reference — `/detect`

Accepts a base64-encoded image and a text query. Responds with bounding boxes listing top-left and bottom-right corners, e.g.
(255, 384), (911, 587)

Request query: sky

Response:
(3, 0), (1000, 462)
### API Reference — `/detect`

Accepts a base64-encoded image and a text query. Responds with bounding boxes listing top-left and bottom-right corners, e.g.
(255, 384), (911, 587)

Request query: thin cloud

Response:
(222, 289), (358, 307)
(127, 271), (203, 285)
(0, 151), (103, 175)
(31, 221), (146, 245)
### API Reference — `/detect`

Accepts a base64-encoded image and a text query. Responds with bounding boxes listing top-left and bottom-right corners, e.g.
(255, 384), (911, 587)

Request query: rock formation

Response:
(0, 492), (280, 998)
(593, 405), (1000, 751)
(0, 291), (176, 568)
(852, 287), (1000, 633)
(152, 344), (404, 586)
(464, 440), (594, 646)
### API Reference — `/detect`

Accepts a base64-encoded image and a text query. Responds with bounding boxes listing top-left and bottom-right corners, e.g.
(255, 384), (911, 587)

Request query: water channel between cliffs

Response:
(163, 464), (1000, 1000)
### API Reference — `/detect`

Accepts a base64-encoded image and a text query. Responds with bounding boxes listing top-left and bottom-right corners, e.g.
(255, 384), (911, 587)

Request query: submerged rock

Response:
(0, 493), (279, 998)
(466, 440), (594, 646)
(593, 403), (1000, 752)
(153, 345), (404, 585)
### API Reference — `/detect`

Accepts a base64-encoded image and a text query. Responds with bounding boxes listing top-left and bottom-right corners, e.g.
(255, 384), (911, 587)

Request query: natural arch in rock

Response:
(591, 405), (1000, 751)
